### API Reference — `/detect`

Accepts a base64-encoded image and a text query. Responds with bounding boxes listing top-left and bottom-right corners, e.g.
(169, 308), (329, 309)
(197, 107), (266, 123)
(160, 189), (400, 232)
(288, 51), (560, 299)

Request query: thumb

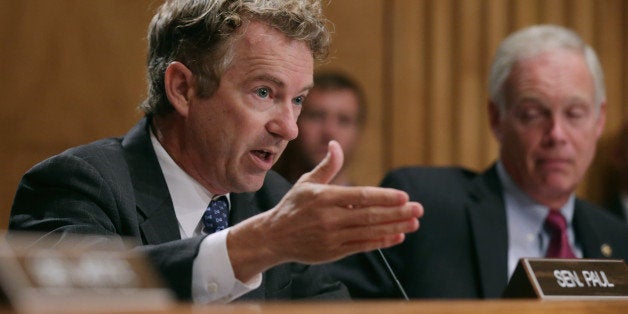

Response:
(297, 140), (344, 184)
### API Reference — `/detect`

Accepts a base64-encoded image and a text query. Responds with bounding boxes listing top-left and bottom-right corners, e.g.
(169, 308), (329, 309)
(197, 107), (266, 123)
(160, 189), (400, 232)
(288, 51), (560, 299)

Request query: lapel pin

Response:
(601, 243), (613, 257)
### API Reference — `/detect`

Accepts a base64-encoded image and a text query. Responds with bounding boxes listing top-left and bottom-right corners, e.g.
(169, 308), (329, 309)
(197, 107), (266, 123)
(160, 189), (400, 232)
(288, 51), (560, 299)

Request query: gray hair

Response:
(140, 0), (331, 116)
(488, 24), (606, 114)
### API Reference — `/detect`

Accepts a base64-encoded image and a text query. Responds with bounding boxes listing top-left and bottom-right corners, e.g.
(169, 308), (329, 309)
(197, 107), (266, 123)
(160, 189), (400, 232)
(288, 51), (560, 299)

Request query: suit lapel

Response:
(466, 166), (509, 298)
(230, 192), (260, 224)
(573, 201), (609, 259)
(121, 117), (181, 244)
(229, 172), (288, 225)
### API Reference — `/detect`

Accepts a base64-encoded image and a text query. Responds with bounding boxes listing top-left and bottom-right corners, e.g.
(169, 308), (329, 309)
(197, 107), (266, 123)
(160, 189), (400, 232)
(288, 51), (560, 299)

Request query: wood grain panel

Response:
(481, 0), (509, 165)
(387, 0), (428, 169)
(568, 0), (595, 42)
(512, 0), (540, 29)
(541, 0), (567, 24)
(454, 0), (484, 169)
(581, 0), (625, 202)
(0, 1), (156, 227)
(596, 0), (624, 131)
(427, 0), (455, 165)
(1, 0), (626, 226)
(320, 0), (386, 186)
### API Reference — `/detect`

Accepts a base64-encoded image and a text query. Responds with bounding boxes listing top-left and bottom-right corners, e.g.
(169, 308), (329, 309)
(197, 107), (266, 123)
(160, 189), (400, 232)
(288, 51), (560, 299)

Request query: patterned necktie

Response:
(202, 195), (229, 234)
(544, 210), (576, 258)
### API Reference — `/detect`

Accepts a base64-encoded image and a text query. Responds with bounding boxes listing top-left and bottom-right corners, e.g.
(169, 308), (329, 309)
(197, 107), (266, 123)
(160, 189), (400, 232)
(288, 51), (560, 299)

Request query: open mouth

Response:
(252, 149), (273, 162)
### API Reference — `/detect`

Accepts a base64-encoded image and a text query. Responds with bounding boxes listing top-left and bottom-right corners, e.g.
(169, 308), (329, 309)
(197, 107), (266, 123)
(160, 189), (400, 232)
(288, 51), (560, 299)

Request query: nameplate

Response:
(0, 232), (175, 312)
(502, 258), (628, 299)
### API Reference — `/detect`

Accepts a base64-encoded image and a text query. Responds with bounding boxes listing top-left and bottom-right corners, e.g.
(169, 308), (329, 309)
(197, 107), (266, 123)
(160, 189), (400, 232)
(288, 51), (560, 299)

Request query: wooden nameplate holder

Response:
(0, 232), (175, 312)
(502, 258), (628, 299)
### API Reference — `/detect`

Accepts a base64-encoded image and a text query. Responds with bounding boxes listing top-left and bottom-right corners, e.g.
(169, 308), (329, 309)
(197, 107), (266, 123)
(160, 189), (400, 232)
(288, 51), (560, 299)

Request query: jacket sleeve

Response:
(9, 152), (200, 300)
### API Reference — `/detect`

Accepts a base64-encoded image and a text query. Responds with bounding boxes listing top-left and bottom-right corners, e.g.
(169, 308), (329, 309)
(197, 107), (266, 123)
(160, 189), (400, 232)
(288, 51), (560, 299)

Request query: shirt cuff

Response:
(191, 229), (262, 304)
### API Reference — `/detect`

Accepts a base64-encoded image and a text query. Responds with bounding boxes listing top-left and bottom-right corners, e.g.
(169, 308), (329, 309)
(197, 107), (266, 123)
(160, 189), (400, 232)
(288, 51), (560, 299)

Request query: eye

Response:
(566, 106), (588, 119)
(293, 95), (305, 106)
(255, 87), (270, 99)
(338, 115), (356, 127)
(517, 107), (543, 121)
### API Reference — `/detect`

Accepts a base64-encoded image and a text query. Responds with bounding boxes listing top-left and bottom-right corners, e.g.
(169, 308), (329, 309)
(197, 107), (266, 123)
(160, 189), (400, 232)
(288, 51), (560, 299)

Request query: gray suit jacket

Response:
(329, 165), (628, 299)
(10, 117), (348, 301)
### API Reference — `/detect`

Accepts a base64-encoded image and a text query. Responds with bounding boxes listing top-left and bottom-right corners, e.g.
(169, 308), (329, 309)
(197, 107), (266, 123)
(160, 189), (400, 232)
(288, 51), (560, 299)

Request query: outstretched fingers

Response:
(334, 201), (423, 228)
(338, 217), (419, 242)
(327, 185), (410, 208)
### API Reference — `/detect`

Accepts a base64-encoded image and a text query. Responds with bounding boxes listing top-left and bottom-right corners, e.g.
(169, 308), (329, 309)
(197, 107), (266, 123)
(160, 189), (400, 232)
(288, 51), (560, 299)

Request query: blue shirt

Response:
(496, 162), (582, 279)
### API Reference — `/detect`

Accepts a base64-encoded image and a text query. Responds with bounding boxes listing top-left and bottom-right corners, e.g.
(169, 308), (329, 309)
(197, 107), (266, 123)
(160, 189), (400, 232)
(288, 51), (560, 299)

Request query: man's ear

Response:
(164, 61), (194, 118)
(488, 100), (503, 143)
(595, 102), (607, 139)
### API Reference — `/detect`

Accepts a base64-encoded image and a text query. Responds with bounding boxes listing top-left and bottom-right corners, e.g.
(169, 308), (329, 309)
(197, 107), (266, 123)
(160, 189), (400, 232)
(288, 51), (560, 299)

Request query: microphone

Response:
(376, 248), (409, 300)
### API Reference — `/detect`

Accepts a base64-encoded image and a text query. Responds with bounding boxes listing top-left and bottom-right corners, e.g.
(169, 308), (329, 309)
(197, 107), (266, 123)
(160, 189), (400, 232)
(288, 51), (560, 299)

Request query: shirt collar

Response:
(496, 161), (575, 223)
(497, 161), (578, 277)
(150, 130), (230, 238)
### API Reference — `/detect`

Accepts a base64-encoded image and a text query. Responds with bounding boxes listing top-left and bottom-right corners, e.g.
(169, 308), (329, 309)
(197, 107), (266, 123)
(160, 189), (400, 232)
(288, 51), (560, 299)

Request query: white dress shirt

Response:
(496, 162), (582, 279)
(150, 132), (262, 303)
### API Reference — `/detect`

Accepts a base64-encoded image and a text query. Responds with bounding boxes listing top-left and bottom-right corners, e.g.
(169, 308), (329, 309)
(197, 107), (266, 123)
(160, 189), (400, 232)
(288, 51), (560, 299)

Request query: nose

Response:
(267, 103), (299, 141)
(321, 117), (338, 141)
(545, 115), (568, 145)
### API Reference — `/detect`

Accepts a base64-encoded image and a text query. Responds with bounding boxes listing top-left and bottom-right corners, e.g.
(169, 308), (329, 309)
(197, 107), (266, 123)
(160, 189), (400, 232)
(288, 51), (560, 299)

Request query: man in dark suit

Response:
(9, 0), (422, 303)
(330, 24), (628, 299)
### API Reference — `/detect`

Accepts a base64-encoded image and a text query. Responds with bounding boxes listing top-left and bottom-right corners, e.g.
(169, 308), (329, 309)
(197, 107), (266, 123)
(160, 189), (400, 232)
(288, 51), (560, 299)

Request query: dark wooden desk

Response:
(189, 300), (626, 314)
(6, 299), (620, 314)
(0, 300), (628, 314)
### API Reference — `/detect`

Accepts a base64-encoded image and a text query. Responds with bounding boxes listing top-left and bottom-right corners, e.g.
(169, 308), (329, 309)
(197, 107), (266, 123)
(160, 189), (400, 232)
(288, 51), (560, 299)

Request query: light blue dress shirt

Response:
(496, 162), (582, 279)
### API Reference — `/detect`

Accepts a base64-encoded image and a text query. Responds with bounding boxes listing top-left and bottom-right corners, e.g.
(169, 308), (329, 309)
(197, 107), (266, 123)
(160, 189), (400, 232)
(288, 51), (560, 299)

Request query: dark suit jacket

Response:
(9, 117), (348, 301)
(329, 165), (628, 299)
(606, 195), (627, 222)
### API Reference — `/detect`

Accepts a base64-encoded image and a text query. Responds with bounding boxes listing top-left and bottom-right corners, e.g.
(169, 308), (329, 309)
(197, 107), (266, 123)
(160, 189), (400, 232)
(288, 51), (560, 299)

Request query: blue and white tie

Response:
(202, 195), (229, 234)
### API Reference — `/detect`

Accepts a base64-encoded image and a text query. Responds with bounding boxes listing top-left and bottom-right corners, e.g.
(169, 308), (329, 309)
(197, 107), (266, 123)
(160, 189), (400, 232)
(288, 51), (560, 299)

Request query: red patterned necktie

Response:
(544, 210), (576, 258)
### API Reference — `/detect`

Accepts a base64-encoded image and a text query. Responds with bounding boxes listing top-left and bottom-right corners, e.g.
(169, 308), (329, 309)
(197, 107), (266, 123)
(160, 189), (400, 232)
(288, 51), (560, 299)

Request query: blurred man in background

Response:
(275, 72), (365, 186)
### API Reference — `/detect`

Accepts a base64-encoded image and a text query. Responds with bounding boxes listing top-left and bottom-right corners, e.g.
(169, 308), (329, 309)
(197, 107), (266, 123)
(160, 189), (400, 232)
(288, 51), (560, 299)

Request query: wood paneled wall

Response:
(1, 0), (626, 227)
(324, 0), (627, 204)
(0, 1), (158, 227)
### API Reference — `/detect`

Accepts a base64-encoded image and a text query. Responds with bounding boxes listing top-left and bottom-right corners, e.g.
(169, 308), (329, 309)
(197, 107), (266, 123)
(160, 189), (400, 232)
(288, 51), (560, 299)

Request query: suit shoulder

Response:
(24, 136), (128, 186)
(62, 137), (125, 160)
(381, 166), (477, 187)
(577, 199), (628, 231)
(381, 166), (478, 202)
(576, 199), (628, 258)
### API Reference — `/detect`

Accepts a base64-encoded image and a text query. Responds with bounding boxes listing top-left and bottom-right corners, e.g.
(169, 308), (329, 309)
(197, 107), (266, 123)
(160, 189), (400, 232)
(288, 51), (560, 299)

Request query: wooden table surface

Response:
(5, 299), (623, 314)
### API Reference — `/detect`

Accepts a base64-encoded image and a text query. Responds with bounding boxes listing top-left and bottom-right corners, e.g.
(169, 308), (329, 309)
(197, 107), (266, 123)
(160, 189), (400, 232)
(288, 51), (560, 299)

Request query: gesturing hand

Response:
(228, 141), (423, 282)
